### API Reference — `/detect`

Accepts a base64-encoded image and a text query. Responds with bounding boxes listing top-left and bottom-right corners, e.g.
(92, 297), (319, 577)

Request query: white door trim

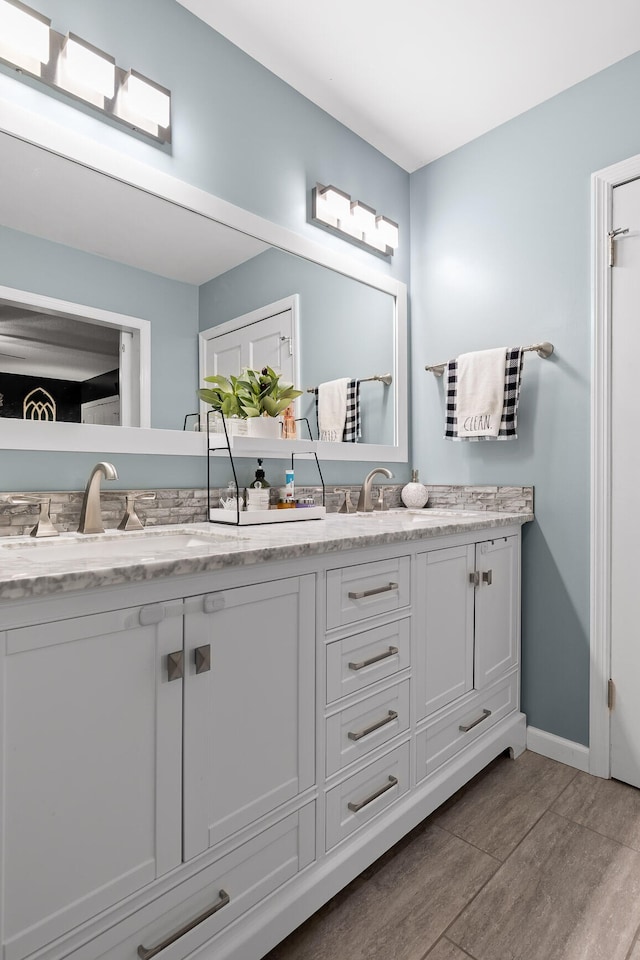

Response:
(590, 152), (640, 778)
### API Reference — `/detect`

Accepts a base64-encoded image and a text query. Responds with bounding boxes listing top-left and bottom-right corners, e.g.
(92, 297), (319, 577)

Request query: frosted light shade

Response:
(317, 186), (351, 224)
(376, 216), (399, 250)
(124, 72), (171, 128)
(350, 201), (377, 235)
(0, 0), (49, 64)
(63, 34), (115, 97)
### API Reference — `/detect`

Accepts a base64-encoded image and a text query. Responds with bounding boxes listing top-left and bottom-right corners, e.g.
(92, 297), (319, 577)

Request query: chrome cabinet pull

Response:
(194, 644), (211, 674)
(348, 710), (398, 741)
(137, 889), (230, 959)
(166, 651), (183, 682)
(348, 581), (399, 600)
(469, 571), (479, 586)
(348, 645), (398, 671)
(348, 775), (398, 813)
(482, 569), (493, 585)
(459, 708), (492, 733)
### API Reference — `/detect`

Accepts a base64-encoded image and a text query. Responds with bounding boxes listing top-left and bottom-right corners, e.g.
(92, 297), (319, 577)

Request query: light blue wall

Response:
(1, 0), (409, 489)
(410, 52), (640, 746)
(199, 247), (395, 445)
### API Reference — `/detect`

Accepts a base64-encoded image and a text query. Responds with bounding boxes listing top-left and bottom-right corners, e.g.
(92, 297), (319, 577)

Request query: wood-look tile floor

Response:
(263, 750), (640, 960)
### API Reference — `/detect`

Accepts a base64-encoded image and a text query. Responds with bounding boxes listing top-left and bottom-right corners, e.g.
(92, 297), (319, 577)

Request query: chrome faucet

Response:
(78, 462), (118, 534)
(356, 467), (393, 512)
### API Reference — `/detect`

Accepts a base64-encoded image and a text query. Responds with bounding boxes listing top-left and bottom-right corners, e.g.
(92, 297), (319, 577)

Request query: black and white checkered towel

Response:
(314, 379), (361, 442)
(445, 347), (523, 441)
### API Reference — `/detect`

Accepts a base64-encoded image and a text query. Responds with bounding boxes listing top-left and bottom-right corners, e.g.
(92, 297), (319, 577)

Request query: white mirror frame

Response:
(0, 93), (408, 461)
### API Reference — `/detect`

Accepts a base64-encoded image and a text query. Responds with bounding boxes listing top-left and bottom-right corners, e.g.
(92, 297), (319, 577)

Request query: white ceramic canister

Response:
(401, 469), (428, 509)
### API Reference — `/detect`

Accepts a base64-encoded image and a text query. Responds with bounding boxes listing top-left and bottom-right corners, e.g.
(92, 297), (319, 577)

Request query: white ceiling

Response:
(178, 0), (640, 172)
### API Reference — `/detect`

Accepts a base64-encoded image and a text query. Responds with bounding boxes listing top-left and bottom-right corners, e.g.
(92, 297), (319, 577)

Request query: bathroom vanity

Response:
(0, 509), (530, 960)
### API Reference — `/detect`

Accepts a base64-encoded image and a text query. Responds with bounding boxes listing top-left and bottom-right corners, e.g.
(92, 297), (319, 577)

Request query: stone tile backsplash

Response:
(0, 484), (533, 537)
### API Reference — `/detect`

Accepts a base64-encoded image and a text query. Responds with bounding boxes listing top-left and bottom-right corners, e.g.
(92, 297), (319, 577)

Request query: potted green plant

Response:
(198, 366), (303, 439)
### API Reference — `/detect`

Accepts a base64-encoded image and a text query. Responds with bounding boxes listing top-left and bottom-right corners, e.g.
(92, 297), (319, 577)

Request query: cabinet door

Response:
(416, 545), (475, 720)
(1, 602), (183, 960)
(474, 536), (519, 689)
(183, 576), (315, 860)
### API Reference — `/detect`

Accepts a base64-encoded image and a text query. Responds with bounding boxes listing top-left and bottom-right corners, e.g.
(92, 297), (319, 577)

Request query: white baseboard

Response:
(526, 726), (590, 773)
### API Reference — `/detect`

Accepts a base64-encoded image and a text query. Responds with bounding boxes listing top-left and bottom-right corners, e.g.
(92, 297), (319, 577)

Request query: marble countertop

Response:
(0, 508), (533, 602)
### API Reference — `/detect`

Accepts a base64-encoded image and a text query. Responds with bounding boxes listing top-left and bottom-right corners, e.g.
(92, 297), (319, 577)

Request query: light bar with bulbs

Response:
(0, 0), (171, 143)
(312, 183), (399, 256)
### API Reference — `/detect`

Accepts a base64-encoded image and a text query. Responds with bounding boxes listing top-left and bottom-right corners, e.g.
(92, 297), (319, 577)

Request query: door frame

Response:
(590, 151), (640, 778)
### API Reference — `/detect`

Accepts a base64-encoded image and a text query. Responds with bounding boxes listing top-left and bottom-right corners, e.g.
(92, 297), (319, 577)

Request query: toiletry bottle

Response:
(282, 405), (297, 440)
(249, 459), (270, 488)
(401, 469), (429, 508)
(285, 468), (295, 501)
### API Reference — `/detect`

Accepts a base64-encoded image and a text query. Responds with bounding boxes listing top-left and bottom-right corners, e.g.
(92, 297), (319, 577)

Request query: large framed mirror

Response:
(0, 98), (407, 461)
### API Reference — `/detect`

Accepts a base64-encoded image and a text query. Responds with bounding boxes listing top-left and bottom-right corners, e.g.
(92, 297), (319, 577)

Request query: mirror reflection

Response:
(0, 130), (399, 454)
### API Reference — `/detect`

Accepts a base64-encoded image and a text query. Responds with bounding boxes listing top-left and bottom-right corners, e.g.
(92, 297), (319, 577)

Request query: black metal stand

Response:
(206, 412), (325, 526)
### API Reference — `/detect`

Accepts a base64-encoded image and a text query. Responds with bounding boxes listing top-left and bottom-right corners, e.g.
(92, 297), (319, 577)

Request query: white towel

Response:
(317, 378), (350, 441)
(456, 348), (506, 438)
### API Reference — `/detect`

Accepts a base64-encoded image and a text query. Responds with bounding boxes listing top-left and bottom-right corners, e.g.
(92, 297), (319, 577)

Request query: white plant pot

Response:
(245, 416), (282, 440)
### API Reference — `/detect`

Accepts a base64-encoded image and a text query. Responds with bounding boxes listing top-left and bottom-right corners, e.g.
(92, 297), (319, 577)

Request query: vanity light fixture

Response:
(0, 0), (171, 143)
(0, 0), (50, 75)
(312, 183), (399, 256)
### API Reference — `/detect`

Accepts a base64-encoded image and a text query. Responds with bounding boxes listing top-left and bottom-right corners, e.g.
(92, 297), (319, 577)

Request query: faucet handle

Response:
(334, 489), (356, 514)
(8, 495), (59, 538)
(117, 492), (156, 531)
(373, 487), (389, 512)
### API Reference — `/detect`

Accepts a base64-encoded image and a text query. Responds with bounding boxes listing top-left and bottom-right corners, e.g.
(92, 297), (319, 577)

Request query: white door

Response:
(200, 303), (296, 384)
(610, 177), (640, 787)
(1, 602), (183, 960)
(474, 536), (519, 689)
(181, 577), (315, 860)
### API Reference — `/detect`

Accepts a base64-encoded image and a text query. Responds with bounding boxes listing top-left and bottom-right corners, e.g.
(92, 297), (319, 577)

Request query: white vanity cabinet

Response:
(0, 575), (316, 960)
(0, 519), (527, 960)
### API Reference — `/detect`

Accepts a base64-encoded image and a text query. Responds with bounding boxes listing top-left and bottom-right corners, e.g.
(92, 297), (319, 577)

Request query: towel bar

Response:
(424, 342), (554, 377)
(306, 373), (392, 393)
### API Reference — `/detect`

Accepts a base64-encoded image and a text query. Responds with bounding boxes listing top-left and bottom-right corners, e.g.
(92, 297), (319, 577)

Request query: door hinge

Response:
(608, 227), (629, 267)
(608, 678), (615, 711)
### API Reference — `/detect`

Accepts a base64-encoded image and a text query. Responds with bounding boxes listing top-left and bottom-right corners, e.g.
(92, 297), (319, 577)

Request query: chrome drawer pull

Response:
(348, 775), (398, 813)
(137, 889), (230, 959)
(348, 645), (399, 671)
(348, 709), (398, 741)
(459, 708), (492, 733)
(166, 651), (183, 683)
(348, 581), (399, 600)
(482, 569), (493, 585)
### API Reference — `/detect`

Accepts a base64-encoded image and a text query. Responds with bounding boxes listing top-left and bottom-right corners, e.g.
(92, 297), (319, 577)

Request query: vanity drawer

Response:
(67, 805), (315, 960)
(326, 618), (410, 704)
(325, 742), (409, 851)
(415, 671), (518, 782)
(326, 679), (410, 777)
(326, 556), (411, 630)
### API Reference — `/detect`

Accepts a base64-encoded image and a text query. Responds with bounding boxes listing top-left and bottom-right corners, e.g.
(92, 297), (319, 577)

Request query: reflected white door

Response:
(202, 307), (295, 383)
(610, 177), (640, 787)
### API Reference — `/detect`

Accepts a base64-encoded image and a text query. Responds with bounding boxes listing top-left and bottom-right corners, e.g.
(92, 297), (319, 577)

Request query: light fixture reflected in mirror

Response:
(0, 0), (171, 143)
(312, 183), (399, 256)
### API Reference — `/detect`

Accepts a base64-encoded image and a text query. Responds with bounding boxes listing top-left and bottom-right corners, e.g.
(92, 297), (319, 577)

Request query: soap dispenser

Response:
(249, 459), (270, 488)
(401, 469), (428, 509)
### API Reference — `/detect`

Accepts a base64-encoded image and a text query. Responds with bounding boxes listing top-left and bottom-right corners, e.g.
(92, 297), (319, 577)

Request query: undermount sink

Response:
(1, 529), (239, 565)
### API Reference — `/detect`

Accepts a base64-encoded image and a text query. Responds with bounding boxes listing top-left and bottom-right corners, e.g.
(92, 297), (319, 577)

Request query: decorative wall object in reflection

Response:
(312, 184), (399, 256)
(0, 0), (171, 142)
(23, 386), (55, 421)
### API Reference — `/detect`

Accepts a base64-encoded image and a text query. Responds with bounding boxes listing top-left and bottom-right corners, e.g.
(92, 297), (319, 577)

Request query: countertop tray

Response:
(209, 506), (326, 525)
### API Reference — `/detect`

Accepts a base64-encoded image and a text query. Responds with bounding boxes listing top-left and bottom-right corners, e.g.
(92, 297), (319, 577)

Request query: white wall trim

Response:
(526, 726), (590, 773)
(590, 151), (640, 779)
